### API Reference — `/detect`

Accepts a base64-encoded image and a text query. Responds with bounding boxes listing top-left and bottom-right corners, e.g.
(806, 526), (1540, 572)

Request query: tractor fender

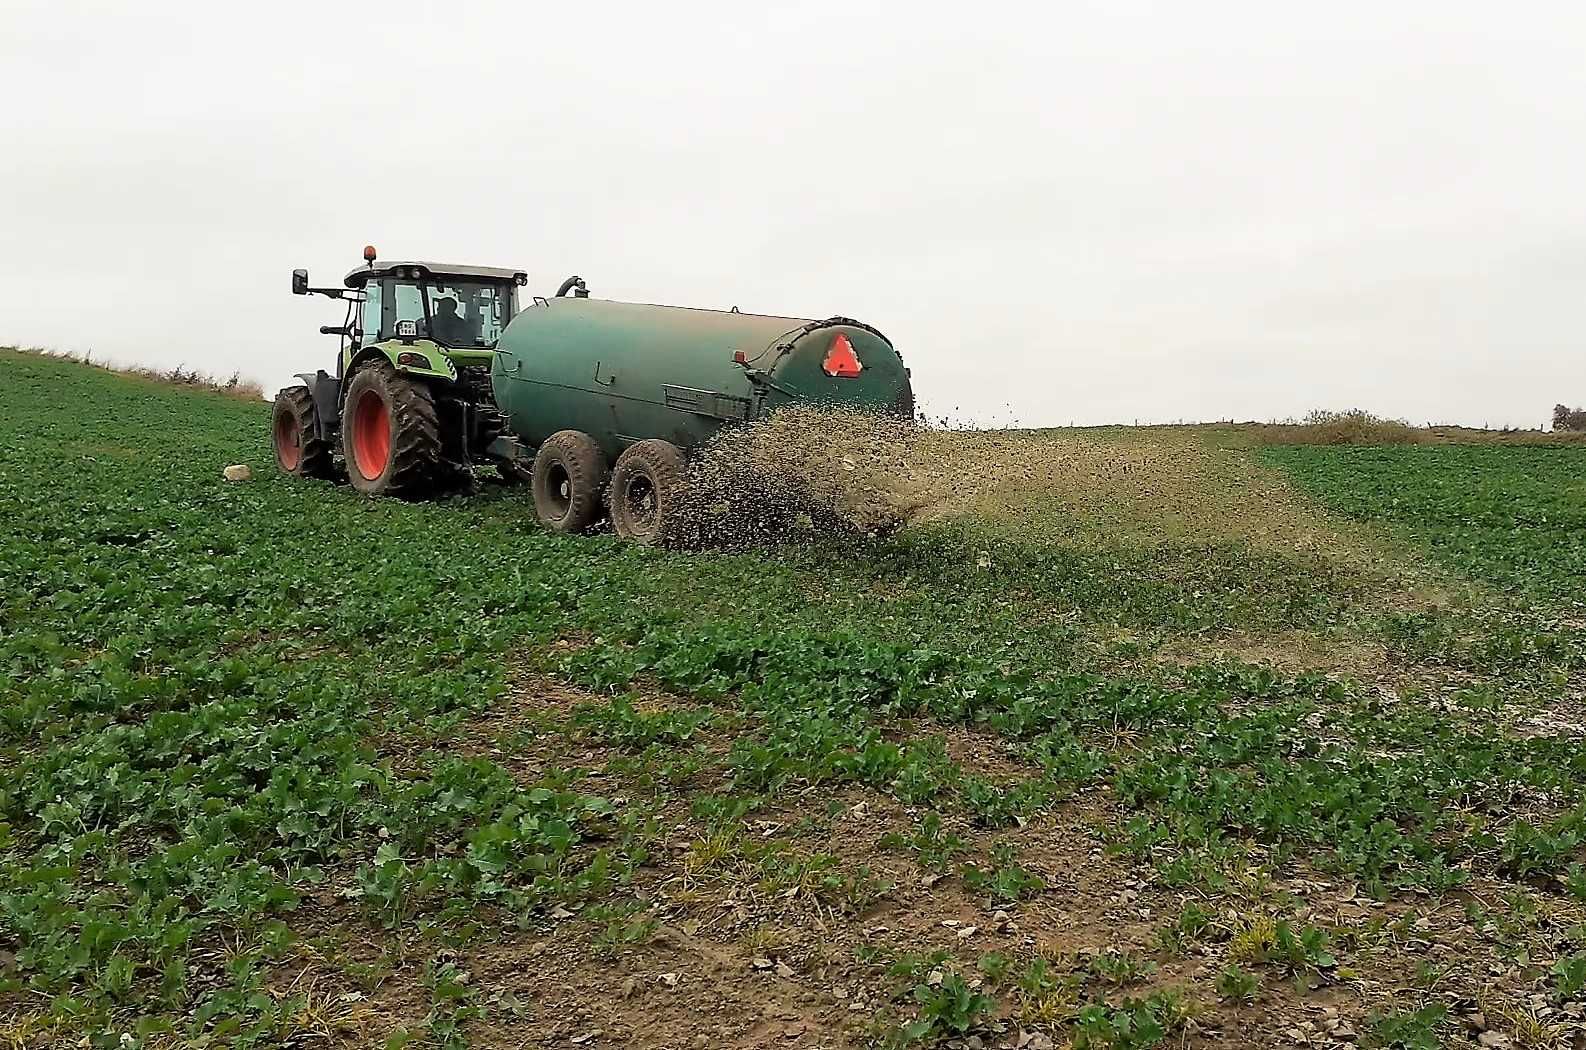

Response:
(294, 371), (341, 441)
(349, 341), (457, 384)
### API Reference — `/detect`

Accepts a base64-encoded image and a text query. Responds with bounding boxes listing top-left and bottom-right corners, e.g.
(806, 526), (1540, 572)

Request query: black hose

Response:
(555, 275), (589, 298)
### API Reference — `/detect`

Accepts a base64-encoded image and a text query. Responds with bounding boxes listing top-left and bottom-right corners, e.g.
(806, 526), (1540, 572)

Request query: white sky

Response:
(2, 0), (1582, 427)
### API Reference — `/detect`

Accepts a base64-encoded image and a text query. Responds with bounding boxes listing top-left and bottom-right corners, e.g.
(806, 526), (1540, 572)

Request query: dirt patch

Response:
(274, 902), (434, 1043)
(1155, 629), (1392, 681)
(465, 922), (847, 1049)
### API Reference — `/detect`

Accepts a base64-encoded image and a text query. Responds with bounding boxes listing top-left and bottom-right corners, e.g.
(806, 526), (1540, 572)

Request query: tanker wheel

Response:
(531, 430), (607, 534)
(340, 361), (441, 498)
(610, 439), (686, 545)
(272, 386), (334, 479)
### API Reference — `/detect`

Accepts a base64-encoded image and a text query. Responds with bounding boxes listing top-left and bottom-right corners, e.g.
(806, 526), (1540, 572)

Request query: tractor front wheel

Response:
(272, 386), (333, 479)
(609, 439), (686, 545)
(340, 362), (440, 498)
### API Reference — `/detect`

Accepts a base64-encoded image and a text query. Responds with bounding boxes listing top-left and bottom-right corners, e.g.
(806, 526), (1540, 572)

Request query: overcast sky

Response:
(2, 1), (1582, 427)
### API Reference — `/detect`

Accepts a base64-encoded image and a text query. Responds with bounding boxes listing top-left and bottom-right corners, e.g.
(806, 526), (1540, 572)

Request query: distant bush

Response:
(1265, 409), (1425, 446)
(1553, 404), (1586, 432)
(2, 345), (264, 401)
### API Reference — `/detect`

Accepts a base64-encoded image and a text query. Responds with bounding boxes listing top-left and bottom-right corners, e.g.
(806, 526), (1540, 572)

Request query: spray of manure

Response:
(664, 405), (1381, 564)
(664, 406), (927, 550)
(663, 405), (1077, 551)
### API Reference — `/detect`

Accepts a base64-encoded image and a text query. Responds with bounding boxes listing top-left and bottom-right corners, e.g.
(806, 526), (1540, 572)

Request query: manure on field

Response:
(665, 405), (1379, 566)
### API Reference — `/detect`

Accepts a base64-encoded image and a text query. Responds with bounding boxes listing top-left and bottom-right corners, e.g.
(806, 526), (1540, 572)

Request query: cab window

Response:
(360, 282), (382, 342)
(393, 282), (428, 338)
(423, 281), (509, 348)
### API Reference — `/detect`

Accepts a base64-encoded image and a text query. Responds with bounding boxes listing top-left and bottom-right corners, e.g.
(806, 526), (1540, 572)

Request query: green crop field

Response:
(3, 348), (1585, 1049)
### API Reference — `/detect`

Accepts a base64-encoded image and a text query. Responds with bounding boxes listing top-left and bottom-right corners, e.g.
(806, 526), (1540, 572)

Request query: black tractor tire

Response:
(609, 439), (686, 545)
(340, 361), (441, 498)
(272, 386), (334, 479)
(531, 430), (607, 534)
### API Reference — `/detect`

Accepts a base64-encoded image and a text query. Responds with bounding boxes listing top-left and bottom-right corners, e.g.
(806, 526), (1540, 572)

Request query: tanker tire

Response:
(532, 430), (607, 534)
(341, 362), (441, 499)
(609, 439), (686, 545)
(272, 386), (334, 479)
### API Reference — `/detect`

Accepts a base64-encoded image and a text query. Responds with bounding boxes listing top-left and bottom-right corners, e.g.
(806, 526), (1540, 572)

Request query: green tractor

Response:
(274, 245), (549, 496)
(276, 246), (915, 541)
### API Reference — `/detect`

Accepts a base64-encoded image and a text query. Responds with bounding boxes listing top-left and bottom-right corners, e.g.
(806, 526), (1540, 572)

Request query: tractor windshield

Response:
(421, 280), (512, 348)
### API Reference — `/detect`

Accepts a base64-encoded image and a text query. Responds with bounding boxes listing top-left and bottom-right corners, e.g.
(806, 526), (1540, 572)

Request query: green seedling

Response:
(961, 843), (1045, 903)
(879, 811), (966, 872)
(1215, 964), (1259, 1004)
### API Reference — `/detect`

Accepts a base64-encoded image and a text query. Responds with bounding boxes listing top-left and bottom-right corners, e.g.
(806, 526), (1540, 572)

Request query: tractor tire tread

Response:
(386, 378), (441, 497)
(273, 385), (334, 479)
(342, 361), (441, 498)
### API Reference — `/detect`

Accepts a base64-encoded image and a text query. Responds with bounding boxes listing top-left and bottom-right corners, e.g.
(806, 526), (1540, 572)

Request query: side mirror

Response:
(291, 268), (309, 296)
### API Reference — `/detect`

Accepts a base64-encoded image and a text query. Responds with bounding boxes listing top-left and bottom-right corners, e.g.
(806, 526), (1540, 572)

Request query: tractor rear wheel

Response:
(272, 386), (333, 479)
(609, 439), (686, 545)
(341, 362), (441, 498)
(531, 430), (607, 534)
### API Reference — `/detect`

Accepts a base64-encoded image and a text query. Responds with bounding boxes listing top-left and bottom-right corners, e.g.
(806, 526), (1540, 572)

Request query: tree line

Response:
(1553, 405), (1586, 432)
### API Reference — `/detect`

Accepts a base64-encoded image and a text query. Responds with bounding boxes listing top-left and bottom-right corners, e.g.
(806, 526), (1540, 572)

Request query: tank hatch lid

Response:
(344, 261), (528, 289)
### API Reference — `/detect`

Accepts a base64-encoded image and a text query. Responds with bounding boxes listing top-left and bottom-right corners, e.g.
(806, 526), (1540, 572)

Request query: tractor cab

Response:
(291, 247), (528, 379)
(343, 260), (527, 355)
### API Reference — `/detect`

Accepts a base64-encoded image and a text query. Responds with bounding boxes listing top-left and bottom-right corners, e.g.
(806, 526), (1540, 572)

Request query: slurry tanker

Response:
(275, 247), (913, 542)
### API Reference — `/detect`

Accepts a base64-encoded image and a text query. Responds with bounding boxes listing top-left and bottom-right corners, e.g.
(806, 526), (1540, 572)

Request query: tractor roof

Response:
(343, 261), (527, 289)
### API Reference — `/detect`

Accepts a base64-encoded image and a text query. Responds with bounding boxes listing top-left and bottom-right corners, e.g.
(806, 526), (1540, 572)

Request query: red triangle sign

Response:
(822, 332), (862, 378)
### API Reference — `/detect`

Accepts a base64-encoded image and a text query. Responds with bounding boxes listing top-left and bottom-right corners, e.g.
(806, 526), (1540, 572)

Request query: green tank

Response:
(491, 297), (913, 460)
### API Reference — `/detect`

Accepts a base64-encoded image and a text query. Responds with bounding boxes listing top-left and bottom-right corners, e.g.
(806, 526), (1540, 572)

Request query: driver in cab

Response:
(430, 296), (470, 345)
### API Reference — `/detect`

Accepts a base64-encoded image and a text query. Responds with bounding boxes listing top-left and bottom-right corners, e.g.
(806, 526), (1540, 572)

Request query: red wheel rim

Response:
(274, 412), (301, 471)
(351, 390), (391, 480)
